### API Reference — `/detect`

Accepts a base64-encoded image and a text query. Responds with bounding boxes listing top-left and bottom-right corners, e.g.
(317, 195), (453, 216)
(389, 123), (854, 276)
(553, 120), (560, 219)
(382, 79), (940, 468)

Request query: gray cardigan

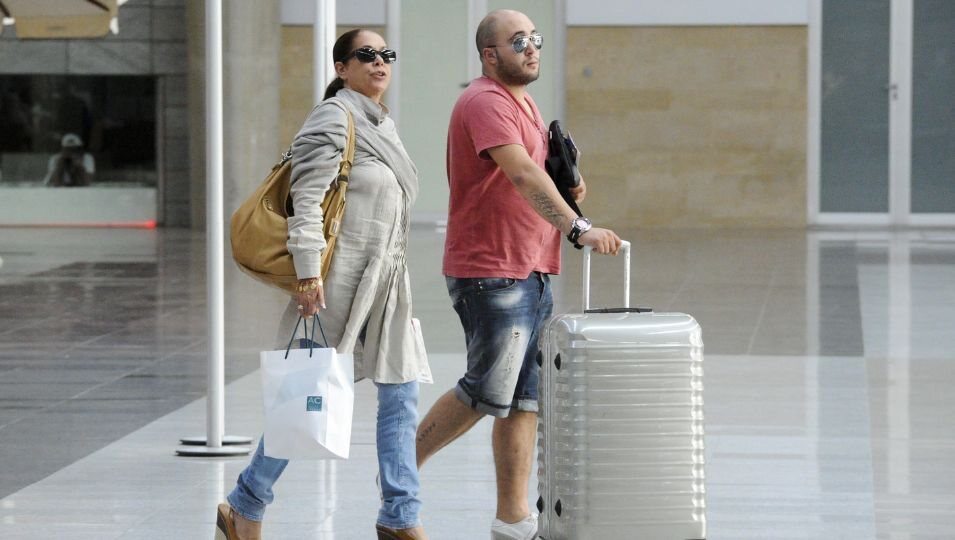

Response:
(283, 88), (430, 385)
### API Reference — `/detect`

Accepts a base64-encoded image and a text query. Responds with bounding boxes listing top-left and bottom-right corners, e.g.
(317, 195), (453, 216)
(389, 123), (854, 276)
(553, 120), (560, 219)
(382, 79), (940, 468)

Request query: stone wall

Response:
(567, 26), (807, 228)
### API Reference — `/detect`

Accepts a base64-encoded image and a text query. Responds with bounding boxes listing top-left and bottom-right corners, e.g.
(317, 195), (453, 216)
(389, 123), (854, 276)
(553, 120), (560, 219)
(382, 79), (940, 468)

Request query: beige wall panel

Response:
(279, 25), (385, 146)
(568, 26), (807, 228)
(280, 26), (315, 146)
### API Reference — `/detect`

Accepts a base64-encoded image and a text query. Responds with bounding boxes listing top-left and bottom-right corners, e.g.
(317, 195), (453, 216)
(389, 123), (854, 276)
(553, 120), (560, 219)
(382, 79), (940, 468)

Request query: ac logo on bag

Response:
(306, 396), (323, 411)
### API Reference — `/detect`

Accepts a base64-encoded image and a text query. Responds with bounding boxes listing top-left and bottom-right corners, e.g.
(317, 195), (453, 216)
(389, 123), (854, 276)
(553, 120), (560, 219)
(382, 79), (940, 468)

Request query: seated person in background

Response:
(44, 133), (94, 187)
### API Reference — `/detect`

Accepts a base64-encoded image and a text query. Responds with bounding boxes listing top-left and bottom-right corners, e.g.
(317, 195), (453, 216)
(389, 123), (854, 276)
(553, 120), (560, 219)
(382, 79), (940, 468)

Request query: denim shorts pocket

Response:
(474, 277), (517, 295)
(446, 277), (476, 306)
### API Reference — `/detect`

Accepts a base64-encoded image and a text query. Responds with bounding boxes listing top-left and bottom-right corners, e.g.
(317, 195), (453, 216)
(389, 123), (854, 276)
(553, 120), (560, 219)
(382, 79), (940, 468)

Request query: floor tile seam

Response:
(0, 315), (59, 339)
(77, 309), (203, 347)
(836, 352), (880, 522)
(8, 305), (160, 349)
(0, 338), (203, 434)
(745, 258), (779, 355)
(0, 370), (263, 505)
(111, 511), (158, 539)
(6, 276), (161, 286)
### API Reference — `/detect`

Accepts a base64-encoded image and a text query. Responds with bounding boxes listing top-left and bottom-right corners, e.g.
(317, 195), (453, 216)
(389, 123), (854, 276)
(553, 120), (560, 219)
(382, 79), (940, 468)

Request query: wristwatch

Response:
(567, 216), (592, 249)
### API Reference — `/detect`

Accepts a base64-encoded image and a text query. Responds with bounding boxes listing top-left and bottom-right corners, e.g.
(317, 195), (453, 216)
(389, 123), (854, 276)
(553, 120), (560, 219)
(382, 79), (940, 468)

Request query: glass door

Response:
(910, 0), (955, 222)
(810, 0), (955, 226)
(818, 0), (892, 217)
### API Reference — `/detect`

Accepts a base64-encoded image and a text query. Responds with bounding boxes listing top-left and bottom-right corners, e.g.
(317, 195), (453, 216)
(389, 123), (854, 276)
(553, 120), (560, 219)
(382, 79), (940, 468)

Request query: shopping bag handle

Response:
(284, 315), (329, 359)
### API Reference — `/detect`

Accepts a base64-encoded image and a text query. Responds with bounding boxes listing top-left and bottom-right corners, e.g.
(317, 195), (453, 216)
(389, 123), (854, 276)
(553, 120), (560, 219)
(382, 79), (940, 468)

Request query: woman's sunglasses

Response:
(342, 46), (398, 65)
(487, 33), (544, 54)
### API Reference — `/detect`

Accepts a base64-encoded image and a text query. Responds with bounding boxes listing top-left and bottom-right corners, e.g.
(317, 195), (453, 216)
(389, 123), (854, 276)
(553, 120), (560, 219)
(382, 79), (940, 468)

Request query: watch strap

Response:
(567, 217), (590, 249)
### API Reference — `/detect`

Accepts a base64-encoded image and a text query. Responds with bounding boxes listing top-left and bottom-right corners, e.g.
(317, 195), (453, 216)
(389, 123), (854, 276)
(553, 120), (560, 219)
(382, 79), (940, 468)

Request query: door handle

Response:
(883, 83), (898, 100)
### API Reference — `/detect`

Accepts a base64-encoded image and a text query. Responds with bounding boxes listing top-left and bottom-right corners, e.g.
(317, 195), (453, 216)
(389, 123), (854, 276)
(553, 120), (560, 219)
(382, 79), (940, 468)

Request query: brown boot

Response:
(375, 524), (429, 540)
(215, 503), (262, 540)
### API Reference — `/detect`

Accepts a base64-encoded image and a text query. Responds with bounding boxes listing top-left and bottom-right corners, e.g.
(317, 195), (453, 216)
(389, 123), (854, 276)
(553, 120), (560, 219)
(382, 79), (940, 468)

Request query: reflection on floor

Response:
(0, 226), (953, 538)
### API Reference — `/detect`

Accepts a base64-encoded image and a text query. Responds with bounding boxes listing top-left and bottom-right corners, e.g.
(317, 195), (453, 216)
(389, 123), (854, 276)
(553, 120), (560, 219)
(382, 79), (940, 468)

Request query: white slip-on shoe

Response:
(490, 513), (538, 540)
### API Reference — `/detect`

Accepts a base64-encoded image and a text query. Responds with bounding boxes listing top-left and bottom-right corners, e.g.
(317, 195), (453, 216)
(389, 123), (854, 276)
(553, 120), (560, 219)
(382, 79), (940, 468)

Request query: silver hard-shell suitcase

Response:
(537, 241), (706, 540)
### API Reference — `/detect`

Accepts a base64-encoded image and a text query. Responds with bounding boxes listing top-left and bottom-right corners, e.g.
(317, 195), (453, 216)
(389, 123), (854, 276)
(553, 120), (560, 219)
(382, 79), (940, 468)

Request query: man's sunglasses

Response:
(342, 46), (398, 64)
(487, 32), (543, 54)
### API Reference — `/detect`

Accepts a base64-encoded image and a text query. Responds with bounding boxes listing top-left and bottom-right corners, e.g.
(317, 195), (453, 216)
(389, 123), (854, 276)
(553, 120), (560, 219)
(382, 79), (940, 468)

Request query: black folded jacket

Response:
(544, 120), (582, 217)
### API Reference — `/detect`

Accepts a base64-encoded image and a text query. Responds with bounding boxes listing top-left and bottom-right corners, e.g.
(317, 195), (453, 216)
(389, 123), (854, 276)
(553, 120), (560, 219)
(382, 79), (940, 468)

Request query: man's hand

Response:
(578, 227), (622, 255)
(569, 177), (587, 203)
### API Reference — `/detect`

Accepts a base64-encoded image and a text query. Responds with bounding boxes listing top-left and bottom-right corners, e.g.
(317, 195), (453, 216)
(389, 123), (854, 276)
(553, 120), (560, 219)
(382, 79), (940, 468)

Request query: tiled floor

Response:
(1, 226), (954, 539)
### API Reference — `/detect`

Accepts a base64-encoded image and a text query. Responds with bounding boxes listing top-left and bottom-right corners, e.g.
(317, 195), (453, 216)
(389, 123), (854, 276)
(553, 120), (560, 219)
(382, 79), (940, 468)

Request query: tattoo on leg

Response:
(417, 421), (436, 443)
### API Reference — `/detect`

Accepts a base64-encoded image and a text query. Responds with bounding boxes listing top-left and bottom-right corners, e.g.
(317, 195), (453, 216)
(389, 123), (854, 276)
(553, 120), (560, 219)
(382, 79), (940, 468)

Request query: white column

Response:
(806, 0), (822, 225)
(467, 0), (488, 81)
(554, 0), (567, 121)
(386, 0), (401, 126)
(889, 0), (913, 225)
(314, 0), (337, 104)
(205, 0), (225, 448)
(177, 0), (252, 458)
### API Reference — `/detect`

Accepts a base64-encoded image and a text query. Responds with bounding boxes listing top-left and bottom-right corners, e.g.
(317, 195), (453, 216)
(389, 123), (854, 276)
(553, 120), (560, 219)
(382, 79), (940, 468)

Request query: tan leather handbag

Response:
(230, 108), (356, 294)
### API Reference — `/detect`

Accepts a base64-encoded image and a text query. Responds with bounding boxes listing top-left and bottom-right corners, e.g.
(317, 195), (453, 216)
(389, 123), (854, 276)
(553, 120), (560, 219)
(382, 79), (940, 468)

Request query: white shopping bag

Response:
(260, 322), (354, 460)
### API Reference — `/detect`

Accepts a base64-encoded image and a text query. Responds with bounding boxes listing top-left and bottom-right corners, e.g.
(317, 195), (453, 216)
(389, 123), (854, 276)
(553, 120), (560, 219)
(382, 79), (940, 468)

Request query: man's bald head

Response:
(475, 9), (523, 55)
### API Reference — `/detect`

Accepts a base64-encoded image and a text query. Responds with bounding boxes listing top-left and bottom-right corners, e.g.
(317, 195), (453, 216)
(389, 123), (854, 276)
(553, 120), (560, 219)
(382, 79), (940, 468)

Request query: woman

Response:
(216, 29), (430, 540)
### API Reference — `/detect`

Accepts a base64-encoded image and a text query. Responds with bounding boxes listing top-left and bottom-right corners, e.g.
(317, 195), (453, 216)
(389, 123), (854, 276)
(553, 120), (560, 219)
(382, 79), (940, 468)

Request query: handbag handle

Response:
(276, 101), (355, 167)
(284, 314), (329, 359)
(338, 108), (356, 181)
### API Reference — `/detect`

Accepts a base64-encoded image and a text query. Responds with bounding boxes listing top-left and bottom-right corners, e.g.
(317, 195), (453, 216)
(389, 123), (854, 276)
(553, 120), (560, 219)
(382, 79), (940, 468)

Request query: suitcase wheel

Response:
(554, 499), (562, 517)
(554, 354), (562, 370)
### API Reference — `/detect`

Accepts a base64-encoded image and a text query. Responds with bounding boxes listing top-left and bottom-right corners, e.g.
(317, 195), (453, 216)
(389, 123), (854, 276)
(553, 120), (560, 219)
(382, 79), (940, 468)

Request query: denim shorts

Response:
(446, 272), (553, 418)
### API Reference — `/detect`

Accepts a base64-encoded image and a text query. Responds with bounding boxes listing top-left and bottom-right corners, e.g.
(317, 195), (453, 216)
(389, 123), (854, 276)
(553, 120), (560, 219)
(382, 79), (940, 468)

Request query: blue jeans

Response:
(445, 272), (553, 418)
(227, 380), (422, 529)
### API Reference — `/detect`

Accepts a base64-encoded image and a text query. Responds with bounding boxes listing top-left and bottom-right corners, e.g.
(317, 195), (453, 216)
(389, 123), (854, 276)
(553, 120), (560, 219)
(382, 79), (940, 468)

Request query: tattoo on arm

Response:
(530, 192), (567, 232)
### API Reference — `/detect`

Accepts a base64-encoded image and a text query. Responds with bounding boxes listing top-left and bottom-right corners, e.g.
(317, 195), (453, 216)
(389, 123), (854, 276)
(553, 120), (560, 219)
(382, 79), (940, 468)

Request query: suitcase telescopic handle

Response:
(583, 240), (631, 310)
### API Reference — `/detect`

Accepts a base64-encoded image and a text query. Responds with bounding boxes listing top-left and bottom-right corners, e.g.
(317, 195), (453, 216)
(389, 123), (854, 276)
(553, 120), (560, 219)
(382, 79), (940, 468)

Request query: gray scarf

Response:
(331, 88), (418, 204)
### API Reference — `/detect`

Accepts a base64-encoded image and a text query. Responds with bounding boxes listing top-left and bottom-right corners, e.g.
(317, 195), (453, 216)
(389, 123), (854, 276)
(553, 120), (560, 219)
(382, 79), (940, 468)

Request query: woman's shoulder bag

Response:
(230, 105), (356, 294)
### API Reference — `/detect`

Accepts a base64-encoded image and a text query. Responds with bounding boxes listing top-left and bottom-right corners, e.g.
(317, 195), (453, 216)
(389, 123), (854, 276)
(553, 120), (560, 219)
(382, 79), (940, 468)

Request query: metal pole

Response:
(314, 0), (336, 105)
(177, 0), (251, 458)
(205, 0), (225, 450)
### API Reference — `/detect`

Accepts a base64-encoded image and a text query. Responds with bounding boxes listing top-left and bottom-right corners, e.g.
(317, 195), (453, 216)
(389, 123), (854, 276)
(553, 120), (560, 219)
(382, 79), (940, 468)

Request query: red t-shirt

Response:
(442, 77), (561, 278)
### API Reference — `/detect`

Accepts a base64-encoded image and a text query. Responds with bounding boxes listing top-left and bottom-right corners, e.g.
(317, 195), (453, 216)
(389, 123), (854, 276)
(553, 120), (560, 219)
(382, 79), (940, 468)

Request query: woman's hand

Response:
(295, 277), (326, 318)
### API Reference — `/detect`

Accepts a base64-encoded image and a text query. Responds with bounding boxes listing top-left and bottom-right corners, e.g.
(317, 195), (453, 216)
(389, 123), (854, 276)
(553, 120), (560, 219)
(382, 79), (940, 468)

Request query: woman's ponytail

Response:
(323, 77), (345, 101)
(322, 29), (365, 101)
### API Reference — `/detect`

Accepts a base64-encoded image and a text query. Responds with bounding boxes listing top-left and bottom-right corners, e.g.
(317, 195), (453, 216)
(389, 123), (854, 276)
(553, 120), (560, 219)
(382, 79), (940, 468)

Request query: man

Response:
(44, 133), (94, 187)
(415, 9), (622, 540)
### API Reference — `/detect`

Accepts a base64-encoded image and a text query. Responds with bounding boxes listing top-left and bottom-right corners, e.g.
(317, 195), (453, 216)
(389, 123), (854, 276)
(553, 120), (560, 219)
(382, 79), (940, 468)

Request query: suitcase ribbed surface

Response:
(538, 312), (705, 540)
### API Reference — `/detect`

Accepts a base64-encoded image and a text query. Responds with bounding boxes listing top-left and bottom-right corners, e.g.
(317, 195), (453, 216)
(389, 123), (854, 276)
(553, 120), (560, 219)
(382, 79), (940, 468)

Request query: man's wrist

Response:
(566, 216), (592, 247)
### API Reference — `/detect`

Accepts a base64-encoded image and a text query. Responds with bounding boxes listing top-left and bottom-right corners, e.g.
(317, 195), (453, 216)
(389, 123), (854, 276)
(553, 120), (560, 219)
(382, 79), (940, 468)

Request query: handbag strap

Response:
(338, 108), (356, 181)
(276, 104), (356, 174)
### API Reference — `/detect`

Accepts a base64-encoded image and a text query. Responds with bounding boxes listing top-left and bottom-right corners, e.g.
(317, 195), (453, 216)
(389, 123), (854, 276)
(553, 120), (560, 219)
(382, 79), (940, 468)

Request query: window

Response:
(0, 75), (156, 187)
